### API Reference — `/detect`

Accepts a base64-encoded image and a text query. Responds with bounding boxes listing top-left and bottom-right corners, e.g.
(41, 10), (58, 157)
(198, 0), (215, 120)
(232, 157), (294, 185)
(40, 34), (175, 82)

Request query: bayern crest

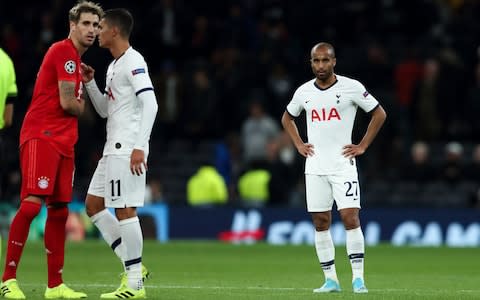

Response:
(64, 60), (76, 74)
(38, 176), (50, 189)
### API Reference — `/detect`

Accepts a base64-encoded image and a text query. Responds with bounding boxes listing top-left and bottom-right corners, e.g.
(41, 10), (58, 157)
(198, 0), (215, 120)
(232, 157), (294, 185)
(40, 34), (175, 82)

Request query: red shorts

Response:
(20, 139), (74, 204)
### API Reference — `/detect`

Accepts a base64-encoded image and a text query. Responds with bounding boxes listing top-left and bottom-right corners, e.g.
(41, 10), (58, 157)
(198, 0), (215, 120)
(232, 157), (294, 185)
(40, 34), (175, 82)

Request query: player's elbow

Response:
(281, 111), (292, 128)
(374, 105), (387, 123)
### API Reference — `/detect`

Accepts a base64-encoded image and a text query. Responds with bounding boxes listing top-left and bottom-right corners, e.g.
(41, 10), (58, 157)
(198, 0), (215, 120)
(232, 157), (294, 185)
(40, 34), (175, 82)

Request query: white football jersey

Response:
(286, 74), (379, 175)
(102, 47), (154, 156)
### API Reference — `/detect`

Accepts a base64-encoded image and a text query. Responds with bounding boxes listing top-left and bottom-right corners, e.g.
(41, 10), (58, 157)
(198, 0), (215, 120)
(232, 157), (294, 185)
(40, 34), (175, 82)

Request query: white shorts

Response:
(87, 155), (146, 208)
(305, 169), (361, 212)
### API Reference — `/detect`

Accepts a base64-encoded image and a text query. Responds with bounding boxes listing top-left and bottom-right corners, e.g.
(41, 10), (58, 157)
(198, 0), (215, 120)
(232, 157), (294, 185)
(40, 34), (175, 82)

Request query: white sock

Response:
(315, 230), (338, 282)
(119, 216), (144, 290)
(91, 209), (125, 264)
(346, 227), (365, 281)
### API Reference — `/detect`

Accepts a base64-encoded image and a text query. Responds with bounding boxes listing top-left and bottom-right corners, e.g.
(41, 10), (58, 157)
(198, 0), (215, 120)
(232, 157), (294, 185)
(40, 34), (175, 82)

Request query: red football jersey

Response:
(20, 39), (83, 157)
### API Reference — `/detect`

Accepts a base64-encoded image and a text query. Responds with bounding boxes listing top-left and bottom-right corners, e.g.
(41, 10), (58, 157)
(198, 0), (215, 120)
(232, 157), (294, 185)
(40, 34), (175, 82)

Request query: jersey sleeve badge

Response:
(64, 60), (76, 74)
(131, 68), (146, 75)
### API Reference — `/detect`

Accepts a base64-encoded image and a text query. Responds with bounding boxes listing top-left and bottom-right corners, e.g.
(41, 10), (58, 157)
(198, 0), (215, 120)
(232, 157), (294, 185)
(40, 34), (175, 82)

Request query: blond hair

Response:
(69, 1), (103, 23)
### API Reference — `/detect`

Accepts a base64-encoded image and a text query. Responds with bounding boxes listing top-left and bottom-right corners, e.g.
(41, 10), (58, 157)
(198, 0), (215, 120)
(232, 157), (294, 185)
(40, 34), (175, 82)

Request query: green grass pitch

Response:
(2, 240), (480, 299)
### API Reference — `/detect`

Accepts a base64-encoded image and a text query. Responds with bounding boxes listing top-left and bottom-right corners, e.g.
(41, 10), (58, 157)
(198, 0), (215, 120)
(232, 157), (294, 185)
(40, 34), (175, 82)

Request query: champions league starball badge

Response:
(64, 60), (76, 74)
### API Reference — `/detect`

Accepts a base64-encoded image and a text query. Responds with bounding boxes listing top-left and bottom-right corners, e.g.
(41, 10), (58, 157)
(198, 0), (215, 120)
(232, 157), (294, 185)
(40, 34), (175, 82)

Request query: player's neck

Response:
(68, 36), (88, 56)
(315, 74), (337, 89)
(111, 40), (130, 59)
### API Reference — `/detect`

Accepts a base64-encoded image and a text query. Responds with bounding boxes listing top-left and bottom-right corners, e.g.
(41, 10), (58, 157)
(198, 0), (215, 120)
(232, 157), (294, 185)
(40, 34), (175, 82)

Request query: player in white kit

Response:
(81, 8), (157, 299)
(281, 42), (386, 293)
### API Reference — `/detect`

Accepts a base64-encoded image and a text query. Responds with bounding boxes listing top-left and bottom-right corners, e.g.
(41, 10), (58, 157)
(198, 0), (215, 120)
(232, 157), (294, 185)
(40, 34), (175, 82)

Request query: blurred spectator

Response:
(66, 212), (86, 242)
(237, 162), (271, 208)
(182, 65), (220, 139)
(435, 47), (467, 140)
(440, 141), (466, 184)
(359, 41), (393, 91)
(465, 62), (480, 138)
(189, 15), (214, 60)
(410, 58), (442, 141)
(186, 165), (228, 207)
(211, 46), (247, 133)
(393, 46), (423, 139)
(148, 0), (185, 61)
(145, 177), (165, 204)
(466, 144), (480, 183)
(219, 132), (243, 202)
(394, 46), (423, 109)
(241, 99), (280, 164)
(266, 62), (293, 118)
(400, 141), (437, 183)
(152, 60), (183, 140)
(264, 138), (291, 206)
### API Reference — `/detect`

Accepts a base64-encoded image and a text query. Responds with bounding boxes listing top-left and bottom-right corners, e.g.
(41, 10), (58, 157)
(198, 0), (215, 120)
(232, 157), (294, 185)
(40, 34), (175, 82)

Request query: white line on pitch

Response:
(19, 283), (479, 293)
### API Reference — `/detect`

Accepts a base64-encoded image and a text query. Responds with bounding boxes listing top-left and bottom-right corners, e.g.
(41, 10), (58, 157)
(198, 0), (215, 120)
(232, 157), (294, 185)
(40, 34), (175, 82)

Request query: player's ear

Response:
(333, 58), (336, 67)
(69, 21), (76, 33)
(112, 26), (120, 38)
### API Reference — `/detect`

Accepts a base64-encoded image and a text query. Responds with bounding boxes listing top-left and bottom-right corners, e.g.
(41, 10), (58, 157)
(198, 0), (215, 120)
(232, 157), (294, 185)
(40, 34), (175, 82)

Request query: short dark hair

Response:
(103, 8), (134, 39)
(69, 1), (103, 23)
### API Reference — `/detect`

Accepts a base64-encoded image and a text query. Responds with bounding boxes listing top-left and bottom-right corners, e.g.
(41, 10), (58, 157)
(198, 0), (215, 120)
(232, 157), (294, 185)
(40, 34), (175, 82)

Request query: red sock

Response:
(2, 201), (42, 282)
(45, 206), (69, 288)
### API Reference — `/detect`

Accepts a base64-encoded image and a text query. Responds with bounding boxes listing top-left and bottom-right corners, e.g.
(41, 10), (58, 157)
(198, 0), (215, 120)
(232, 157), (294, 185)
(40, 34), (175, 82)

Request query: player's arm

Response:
(3, 100), (14, 128)
(83, 80), (108, 118)
(58, 80), (85, 116)
(4, 60), (17, 128)
(281, 111), (314, 157)
(342, 104), (387, 158)
(81, 63), (108, 118)
(130, 89), (158, 176)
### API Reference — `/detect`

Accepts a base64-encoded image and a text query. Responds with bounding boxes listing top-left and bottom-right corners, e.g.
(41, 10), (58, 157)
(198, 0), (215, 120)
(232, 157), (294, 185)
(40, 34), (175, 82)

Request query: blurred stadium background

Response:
(1, 1), (480, 246)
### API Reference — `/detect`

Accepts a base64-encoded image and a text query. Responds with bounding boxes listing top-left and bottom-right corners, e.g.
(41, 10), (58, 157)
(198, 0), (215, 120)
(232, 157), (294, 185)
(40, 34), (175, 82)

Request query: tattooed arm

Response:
(58, 80), (85, 116)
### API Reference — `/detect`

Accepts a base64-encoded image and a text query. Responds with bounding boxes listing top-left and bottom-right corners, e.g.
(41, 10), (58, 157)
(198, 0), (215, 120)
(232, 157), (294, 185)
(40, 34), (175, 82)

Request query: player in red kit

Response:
(0, 2), (103, 299)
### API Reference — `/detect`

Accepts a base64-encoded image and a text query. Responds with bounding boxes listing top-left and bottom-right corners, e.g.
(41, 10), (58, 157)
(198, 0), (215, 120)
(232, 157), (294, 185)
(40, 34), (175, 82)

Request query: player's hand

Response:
(342, 144), (365, 158)
(77, 97), (85, 115)
(297, 143), (315, 158)
(80, 63), (95, 82)
(130, 149), (147, 176)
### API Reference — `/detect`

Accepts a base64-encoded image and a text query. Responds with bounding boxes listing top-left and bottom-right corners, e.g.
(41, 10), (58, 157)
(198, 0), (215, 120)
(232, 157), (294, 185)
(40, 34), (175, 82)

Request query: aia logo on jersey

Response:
(64, 60), (76, 74)
(311, 108), (341, 122)
(37, 176), (50, 189)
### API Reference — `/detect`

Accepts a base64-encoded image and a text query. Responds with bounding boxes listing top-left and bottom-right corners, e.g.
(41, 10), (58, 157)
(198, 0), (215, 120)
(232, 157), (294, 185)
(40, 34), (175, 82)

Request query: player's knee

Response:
(311, 213), (330, 231)
(342, 216), (360, 230)
(115, 207), (137, 220)
(47, 204), (69, 220)
(85, 195), (105, 217)
(18, 200), (42, 219)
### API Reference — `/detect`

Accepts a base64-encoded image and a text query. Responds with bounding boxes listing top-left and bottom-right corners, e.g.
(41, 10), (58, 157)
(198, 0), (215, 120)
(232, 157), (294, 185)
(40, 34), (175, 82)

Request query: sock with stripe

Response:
(90, 209), (125, 266)
(346, 226), (365, 281)
(120, 216), (144, 290)
(314, 229), (338, 282)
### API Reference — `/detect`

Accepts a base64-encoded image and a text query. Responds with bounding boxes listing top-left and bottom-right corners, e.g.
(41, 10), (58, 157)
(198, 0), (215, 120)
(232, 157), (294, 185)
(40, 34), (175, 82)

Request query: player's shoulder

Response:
(336, 74), (364, 90)
(124, 47), (147, 64)
(295, 78), (317, 92)
(47, 39), (76, 57)
(0, 48), (8, 59)
(50, 39), (73, 51)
